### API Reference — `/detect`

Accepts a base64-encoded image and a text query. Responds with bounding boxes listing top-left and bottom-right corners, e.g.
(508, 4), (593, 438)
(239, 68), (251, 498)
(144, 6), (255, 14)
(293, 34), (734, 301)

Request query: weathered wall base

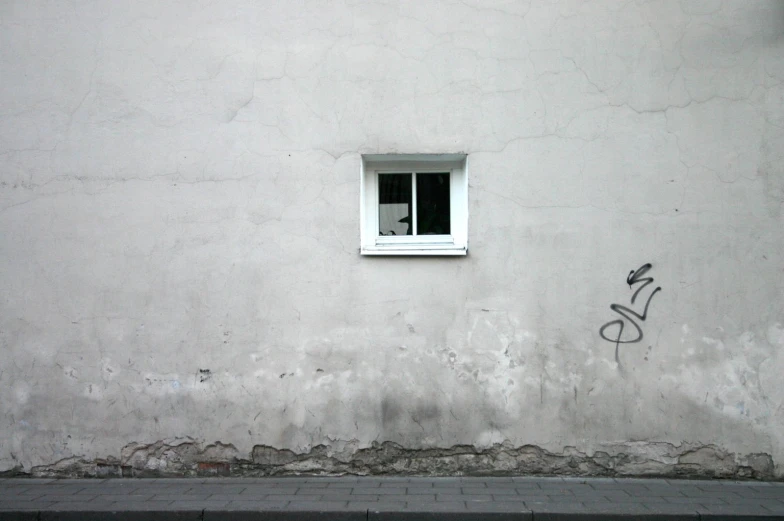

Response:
(23, 439), (775, 480)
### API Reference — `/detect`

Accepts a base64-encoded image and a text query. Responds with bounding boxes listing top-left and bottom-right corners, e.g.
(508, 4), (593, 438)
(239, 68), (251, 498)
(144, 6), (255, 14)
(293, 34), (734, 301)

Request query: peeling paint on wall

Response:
(23, 439), (774, 480)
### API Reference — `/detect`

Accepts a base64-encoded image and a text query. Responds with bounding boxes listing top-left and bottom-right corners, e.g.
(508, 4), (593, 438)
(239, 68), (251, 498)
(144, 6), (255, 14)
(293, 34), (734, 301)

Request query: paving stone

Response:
(36, 486), (87, 492)
(404, 479), (435, 486)
(92, 494), (156, 501)
(722, 498), (784, 509)
(216, 500), (291, 510)
(82, 487), (141, 495)
(666, 480), (716, 487)
(349, 500), (407, 509)
(241, 487), (299, 495)
(286, 500), (354, 510)
(371, 512), (531, 521)
(410, 487), (460, 495)
(435, 494), (482, 502)
(508, 481), (541, 490)
(696, 505), (784, 519)
(182, 486), (247, 494)
(151, 493), (213, 501)
(32, 490), (88, 496)
(580, 477), (617, 484)
(308, 477), (361, 482)
(516, 494), (561, 502)
(628, 488), (686, 497)
(142, 478), (198, 484)
(737, 490), (784, 499)
(404, 493), (441, 500)
(599, 491), (635, 501)
(665, 495), (727, 504)
(351, 488), (391, 495)
(0, 494), (43, 501)
(681, 489), (741, 498)
(296, 482), (330, 488)
(333, 493), (383, 501)
(209, 512), (367, 521)
(510, 477), (548, 484)
(591, 483), (649, 491)
(328, 482), (365, 488)
(457, 495), (495, 502)
(200, 478), (270, 484)
(138, 486), (194, 493)
(292, 490), (325, 497)
(168, 499), (231, 509)
(38, 494), (98, 502)
(637, 503), (702, 516)
(354, 480), (383, 487)
(618, 495), (671, 503)
(40, 511), (201, 521)
(514, 487), (555, 494)
(392, 492), (430, 500)
(481, 487), (517, 495)
(402, 501), (468, 511)
(207, 493), (255, 501)
(42, 500), (176, 510)
(462, 486), (491, 492)
(497, 482), (536, 489)
(260, 494), (302, 502)
(431, 479), (465, 486)
(0, 488), (37, 495)
(357, 487), (407, 495)
(0, 500), (55, 509)
(536, 484), (582, 491)
(464, 502), (531, 513)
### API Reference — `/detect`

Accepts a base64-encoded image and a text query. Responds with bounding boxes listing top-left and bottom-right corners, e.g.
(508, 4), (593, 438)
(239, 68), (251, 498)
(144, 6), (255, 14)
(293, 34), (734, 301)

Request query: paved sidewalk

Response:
(1, 476), (784, 520)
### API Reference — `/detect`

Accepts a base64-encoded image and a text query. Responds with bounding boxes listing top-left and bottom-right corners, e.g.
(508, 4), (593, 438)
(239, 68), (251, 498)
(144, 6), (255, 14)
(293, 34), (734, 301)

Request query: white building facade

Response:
(1, 0), (784, 478)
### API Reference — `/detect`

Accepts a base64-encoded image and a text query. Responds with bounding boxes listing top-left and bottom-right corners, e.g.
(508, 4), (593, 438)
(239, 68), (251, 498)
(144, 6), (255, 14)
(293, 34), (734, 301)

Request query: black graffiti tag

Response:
(599, 263), (661, 365)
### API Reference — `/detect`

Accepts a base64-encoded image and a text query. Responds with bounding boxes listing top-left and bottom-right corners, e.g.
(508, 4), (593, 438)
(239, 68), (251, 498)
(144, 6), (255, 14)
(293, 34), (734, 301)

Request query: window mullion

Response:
(411, 172), (417, 236)
(373, 171), (380, 237)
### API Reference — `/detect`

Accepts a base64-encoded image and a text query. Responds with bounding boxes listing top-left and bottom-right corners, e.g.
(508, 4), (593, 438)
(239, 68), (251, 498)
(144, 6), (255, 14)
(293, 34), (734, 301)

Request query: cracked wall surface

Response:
(1, 0), (784, 478)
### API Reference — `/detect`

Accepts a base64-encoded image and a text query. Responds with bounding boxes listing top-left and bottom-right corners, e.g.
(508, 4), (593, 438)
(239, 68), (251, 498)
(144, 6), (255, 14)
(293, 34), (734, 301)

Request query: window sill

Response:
(361, 245), (467, 256)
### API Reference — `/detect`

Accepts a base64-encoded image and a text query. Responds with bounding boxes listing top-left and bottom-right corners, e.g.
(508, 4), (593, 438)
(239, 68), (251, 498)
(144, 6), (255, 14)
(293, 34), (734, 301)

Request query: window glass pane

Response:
(416, 172), (450, 235)
(378, 173), (412, 236)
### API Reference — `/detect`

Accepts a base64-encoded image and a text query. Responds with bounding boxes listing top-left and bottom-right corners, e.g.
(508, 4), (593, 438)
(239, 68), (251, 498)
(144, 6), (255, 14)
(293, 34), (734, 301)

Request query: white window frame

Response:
(361, 154), (468, 256)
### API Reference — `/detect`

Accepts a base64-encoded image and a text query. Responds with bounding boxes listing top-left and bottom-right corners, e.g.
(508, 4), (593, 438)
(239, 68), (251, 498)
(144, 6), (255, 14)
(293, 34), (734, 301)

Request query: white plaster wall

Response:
(1, 0), (784, 474)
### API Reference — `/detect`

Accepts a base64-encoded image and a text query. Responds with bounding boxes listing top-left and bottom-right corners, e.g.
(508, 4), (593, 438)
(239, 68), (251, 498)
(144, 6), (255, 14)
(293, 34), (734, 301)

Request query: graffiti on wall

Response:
(599, 263), (662, 365)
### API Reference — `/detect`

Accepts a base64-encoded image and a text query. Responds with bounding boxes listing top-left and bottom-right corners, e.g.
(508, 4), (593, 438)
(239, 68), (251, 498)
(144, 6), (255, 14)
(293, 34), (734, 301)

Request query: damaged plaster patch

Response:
(27, 439), (775, 480)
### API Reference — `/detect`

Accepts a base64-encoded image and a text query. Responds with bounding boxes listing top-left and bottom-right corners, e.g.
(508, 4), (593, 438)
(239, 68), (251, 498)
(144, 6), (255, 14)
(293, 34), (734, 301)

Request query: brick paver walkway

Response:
(1, 476), (783, 519)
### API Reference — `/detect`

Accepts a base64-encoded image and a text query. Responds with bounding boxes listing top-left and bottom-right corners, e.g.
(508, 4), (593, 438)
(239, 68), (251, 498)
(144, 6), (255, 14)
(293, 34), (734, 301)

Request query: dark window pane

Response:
(379, 173), (412, 236)
(416, 173), (450, 235)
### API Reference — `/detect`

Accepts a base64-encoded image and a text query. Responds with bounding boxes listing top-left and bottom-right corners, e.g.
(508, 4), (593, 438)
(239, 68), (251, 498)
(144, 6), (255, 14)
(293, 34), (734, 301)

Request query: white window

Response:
(361, 154), (468, 255)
